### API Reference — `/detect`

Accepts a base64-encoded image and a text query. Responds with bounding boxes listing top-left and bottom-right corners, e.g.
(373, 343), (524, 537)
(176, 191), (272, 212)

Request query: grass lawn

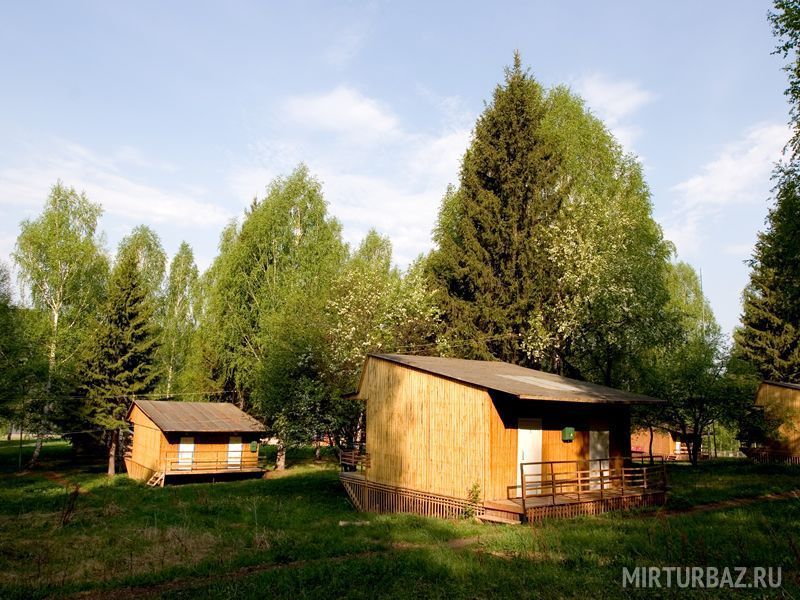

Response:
(1, 440), (799, 599)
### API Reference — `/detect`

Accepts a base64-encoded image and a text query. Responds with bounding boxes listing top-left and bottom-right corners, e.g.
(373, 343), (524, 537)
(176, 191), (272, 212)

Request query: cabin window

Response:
(227, 436), (242, 468)
(177, 437), (194, 470)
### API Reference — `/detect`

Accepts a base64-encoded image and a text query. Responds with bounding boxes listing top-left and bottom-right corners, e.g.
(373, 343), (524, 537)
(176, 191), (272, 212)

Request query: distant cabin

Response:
(630, 428), (699, 461)
(631, 428), (677, 458)
(750, 381), (800, 461)
(125, 400), (266, 486)
(340, 354), (667, 523)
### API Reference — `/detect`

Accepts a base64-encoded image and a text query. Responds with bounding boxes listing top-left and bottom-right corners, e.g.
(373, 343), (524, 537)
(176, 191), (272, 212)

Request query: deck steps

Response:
(146, 471), (165, 487)
(477, 514), (521, 525)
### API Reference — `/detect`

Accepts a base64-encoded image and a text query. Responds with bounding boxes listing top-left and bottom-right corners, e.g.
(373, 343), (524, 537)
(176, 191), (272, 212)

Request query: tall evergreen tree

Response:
(735, 2), (800, 383)
(81, 250), (159, 476)
(736, 164), (800, 382)
(428, 54), (670, 378)
(428, 54), (569, 367)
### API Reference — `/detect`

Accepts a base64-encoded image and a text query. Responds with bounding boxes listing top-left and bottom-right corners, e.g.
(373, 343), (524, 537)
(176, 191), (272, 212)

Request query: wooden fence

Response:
(340, 472), (484, 519)
(746, 448), (800, 465)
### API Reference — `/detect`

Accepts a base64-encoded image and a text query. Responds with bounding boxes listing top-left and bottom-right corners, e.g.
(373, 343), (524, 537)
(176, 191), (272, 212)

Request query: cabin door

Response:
(589, 430), (610, 490)
(517, 418), (542, 492)
(227, 436), (242, 469)
(177, 437), (194, 470)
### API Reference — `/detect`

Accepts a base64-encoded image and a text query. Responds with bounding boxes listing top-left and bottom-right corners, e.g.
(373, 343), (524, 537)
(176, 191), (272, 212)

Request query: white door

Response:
(227, 436), (242, 469)
(589, 430), (610, 490)
(177, 437), (194, 470)
(517, 418), (542, 494)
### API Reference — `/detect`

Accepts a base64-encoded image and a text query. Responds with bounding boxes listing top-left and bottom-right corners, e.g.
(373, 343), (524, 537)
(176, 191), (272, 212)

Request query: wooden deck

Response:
(340, 455), (668, 524)
(125, 451), (266, 486)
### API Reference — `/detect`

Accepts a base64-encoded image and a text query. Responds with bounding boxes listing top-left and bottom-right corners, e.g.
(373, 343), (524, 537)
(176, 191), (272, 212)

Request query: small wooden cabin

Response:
(631, 428), (677, 458)
(340, 354), (667, 523)
(630, 428), (699, 461)
(124, 400), (266, 486)
(750, 380), (800, 461)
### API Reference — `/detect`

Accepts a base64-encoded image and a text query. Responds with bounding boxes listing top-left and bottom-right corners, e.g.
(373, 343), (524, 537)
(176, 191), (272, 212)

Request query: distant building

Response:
(748, 381), (800, 463)
(124, 400), (266, 486)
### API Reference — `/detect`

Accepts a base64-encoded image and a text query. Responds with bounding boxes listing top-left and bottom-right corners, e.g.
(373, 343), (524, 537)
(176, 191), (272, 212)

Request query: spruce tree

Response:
(736, 164), (800, 383)
(428, 53), (568, 367)
(428, 53), (670, 377)
(81, 250), (159, 475)
(736, 3), (800, 383)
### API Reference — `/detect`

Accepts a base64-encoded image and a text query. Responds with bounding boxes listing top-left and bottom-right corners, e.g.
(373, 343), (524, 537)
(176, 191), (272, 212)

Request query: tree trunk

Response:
(689, 432), (701, 466)
(648, 425), (654, 465)
(28, 307), (59, 468)
(28, 436), (43, 468)
(166, 364), (174, 397)
(314, 440), (321, 461)
(107, 429), (118, 477)
(275, 441), (286, 471)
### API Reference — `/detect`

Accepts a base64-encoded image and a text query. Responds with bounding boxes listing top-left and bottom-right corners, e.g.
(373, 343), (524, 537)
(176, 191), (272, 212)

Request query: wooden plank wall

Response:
(541, 429), (588, 473)
(487, 395), (517, 500)
(129, 405), (168, 479)
(363, 357), (491, 501)
(757, 383), (800, 453)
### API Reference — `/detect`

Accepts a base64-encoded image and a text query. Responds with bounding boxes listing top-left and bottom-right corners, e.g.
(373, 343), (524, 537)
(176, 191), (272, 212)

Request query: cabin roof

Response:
(129, 400), (266, 433)
(368, 354), (663, 404)
(762, 380), (800, 392)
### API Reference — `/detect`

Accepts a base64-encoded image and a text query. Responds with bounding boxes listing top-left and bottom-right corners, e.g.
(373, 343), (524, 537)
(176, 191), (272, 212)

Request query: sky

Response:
(0, 1), (791, 336)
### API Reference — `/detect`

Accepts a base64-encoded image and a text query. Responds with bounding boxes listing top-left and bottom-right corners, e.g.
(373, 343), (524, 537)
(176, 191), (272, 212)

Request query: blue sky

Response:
(0, 1), (790, 336)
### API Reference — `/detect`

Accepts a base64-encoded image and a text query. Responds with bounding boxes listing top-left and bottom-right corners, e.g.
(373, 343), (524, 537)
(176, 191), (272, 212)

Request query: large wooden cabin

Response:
(124, 400), (266, 486)
(747, 381), (800, 464)
(340, 354), (668, 523)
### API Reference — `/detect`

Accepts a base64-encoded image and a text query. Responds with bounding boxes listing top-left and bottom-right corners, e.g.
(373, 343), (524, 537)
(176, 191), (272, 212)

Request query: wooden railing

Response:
(339, 449), (370, 472)
(163, 449), (263, 474)
(745, 447), (800, 465)
(518, 456), (667, 513)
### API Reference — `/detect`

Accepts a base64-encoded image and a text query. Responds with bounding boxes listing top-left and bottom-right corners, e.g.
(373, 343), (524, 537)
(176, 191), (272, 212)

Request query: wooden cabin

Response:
(631, 428), (677, 458)
(340, 354), (667, 523)
(124, 400), (266, 486)
(631, 428), (700, 461)
(747, 381), (800, 463)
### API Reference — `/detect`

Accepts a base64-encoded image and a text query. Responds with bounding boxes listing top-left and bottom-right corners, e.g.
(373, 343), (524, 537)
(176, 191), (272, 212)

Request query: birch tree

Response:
(158, 242), (198, 395)
(13, 182), (108, 465)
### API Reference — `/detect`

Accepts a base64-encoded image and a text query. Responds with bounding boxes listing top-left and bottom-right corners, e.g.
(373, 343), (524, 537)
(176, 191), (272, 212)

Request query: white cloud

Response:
(664, 122), (789, 256)
(283, 86), (402, 142)
(574, 73), (655, 149)
(234, 87), (473, 267)
(0, 141), (231, 227)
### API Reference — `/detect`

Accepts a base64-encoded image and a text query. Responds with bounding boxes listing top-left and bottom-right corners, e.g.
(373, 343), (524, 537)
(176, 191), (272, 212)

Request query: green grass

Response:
(1, 443), (799, 599)
(665, 459), (800, 508)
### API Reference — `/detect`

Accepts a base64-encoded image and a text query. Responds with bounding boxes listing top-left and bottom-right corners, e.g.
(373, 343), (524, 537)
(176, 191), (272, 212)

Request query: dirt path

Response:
(657, 488), (800, 516)
(65, 537), (484, 600)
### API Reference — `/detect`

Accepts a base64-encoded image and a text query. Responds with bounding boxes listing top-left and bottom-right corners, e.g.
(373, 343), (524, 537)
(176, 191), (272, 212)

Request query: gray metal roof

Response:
(369, 354), (662, 404)
(130, 400), (266, 433)
(762, 380), (800, 392)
